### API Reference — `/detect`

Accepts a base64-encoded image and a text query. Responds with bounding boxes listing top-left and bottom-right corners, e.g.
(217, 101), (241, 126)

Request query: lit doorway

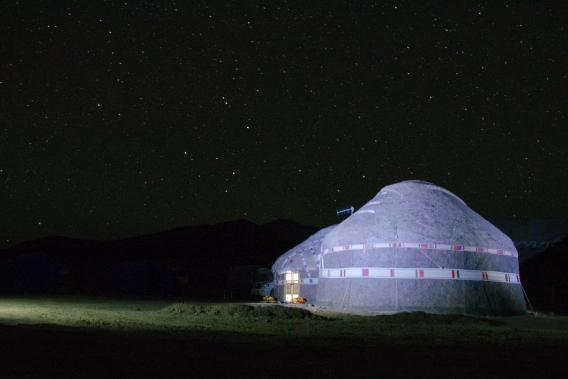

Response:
(284, 270), (299, 302)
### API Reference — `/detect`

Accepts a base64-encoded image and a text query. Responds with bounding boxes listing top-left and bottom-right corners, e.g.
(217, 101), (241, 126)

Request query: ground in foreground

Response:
(0, 297), (566, 378)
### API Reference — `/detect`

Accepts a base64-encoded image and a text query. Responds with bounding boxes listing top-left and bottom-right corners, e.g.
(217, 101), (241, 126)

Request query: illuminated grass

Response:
(0, 296), (567, 346)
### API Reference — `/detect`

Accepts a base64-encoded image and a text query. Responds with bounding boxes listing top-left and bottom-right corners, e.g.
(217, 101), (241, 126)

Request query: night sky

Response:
(1, 1), (566, 247)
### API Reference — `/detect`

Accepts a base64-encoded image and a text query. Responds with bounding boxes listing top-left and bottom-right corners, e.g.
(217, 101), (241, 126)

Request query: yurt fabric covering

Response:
(316, 180), (526, 316)
(272, 225), (336, 302)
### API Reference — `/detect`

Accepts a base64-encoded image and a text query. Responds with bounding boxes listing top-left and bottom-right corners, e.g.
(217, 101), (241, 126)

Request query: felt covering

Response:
(314, 180), (526, 316)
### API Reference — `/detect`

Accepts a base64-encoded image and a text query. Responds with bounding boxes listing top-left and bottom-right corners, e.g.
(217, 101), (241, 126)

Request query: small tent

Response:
(272, 225), (336, 303)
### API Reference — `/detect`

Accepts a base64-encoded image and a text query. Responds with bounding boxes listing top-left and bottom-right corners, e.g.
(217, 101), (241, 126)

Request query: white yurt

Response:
(273, 180), (527, 316)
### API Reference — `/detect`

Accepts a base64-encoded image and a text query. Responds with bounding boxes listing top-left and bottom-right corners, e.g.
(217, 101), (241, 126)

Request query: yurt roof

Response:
(322, 180), (516, 253)
(272, 225), (336, 275)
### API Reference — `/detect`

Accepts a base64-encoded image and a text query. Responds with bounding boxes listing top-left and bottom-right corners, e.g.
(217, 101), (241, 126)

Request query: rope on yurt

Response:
(395, 231), (399, 310)
(340, 278), (351, 310)
(521, 284), (535, 314)
(340, 244), (357, 310)
(416, 248), (443, 268)
(354, 248), (367, 266)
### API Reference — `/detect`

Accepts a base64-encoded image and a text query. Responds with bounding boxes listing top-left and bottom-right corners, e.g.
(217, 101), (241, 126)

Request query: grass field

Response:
(1, 296), (567, 378)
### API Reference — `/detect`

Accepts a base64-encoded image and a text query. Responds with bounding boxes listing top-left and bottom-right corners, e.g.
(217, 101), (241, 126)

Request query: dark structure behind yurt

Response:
(272, 225), (336, 303)
(316, 180), (526, 316)
(490, 218), (568, 313)
(101, 260), (176, 297)
(490, 218), (568, 265)
(520, 237), (568, 313)
(0, 252), (71, 295)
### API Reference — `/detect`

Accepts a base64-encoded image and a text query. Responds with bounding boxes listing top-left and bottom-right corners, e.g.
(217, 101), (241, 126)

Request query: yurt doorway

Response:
(284, 270), (299, 302)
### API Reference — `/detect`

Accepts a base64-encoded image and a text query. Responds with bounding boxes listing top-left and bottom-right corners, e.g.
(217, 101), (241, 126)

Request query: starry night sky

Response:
(1, 1), (566, 247)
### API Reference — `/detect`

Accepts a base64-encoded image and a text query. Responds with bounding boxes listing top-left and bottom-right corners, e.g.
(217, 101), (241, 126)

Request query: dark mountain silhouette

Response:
(0, 219), (320, 297)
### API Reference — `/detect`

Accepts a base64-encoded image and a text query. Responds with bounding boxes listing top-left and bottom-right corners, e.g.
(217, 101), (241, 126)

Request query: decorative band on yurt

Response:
(275, 278), (319, 285)
(322, 242), (518, 258)
(322, 267), (521, 284)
